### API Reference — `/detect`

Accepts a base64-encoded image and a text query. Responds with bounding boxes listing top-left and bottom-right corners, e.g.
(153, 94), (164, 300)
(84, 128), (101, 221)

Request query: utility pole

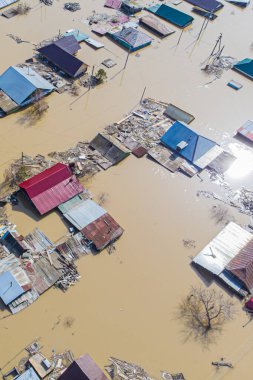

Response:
(140, 86), (146, 103)
(124, 49), (131, 69)
(89, 65), (95, 90)
(176, 29), (184, 46)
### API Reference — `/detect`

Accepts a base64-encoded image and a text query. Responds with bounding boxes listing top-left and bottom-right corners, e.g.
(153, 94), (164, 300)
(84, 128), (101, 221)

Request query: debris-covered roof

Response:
(90, 133), (130, 164)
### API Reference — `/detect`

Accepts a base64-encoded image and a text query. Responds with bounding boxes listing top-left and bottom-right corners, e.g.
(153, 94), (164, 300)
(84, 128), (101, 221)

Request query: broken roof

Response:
(147, 4), (194, 28)
(192, 222), (253, 276)
(54, 35), (81, 55)
(0, 271), (24, 305)
(110, 27), (152, 51)
(160, 121), (222, 169)
(82, 213), (124, 250)
(0, 66), (54, 105)
(226, 239), (253, 292)
(90, 133), (130, 164)
(37, 44), (87, 78)
(19, 163), (84, 215)
(58, 354), (108, 380)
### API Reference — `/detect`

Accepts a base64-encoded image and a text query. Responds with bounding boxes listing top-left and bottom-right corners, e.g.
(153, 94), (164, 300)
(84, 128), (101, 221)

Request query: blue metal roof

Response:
(233, 58), (253, 80)
(17, 368), (40, 380)
(160, 121), (217, 165)
(0, 271), (24, 305)
(0, 66), (54, 105)
(64, 29), (89, 42)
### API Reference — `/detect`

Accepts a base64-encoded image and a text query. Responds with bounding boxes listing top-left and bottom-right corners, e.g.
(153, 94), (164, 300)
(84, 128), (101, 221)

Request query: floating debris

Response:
(211, 360), (233, 368)
(40, 0), (53, 5)
(64, 2), (81, 11)
(182, 239), (196, 249)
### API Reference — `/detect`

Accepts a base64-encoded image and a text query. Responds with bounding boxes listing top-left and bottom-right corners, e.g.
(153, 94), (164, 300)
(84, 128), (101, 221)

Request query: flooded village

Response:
(1, 0), (253, 378)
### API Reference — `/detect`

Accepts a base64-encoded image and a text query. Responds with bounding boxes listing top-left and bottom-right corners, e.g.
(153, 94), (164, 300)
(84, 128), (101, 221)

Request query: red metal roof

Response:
(19, 163), (83, 215)
(82, 213), (123, 250)
(226, 239), (253, 292)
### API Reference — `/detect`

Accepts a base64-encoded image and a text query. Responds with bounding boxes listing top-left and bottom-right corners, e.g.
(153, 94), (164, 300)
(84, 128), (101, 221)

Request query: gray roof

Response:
(193, 222), (253, 275)
(63, 199), (106, 230)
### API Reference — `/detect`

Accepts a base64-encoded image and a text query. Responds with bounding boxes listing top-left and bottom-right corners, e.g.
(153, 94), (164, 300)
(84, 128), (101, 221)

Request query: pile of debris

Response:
(0, 154), (53, 200)
(48, 141), (112, 177)
(105, 98), (171, 150)
(64, 2), (81, 11)
(87, 11), (111, 25)
(40, 0), (54, 5)
(56, 259), (81, 291)
(202, 56), (237, 79)
(105, 358), (185, 380)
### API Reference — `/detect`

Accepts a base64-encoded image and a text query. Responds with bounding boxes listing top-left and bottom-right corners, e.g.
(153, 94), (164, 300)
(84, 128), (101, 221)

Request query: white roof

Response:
(194, 145), (223, 169)
(193, 222), (252, 275)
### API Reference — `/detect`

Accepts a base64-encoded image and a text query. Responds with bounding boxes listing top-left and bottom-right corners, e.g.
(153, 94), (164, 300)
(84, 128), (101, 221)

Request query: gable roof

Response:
(17, 368), (40, 380)
(0, 66), (54, 105)
(19, 163), (84, 215)
(139, 15), (175, 37)
(0, 271), (25, 305)
(110, 27), (152, 49)
(192, 222), (253, 276)
(233, 58), (253, 80)
(54, 35), (81, 54)
(37, 45), (87, 77)
(184, 0), (223, 12)
(160, 121), (221, 168)
(59, 354), (108, 380)
(147, 4), (194, 28)
(226, 239), (253, 292)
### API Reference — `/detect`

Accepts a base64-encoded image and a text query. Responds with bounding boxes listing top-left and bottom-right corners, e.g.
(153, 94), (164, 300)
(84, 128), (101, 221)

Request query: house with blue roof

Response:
(17, 368), (40, 380)
(0, 66), (54, 116)
(0, 271), (25, 305)
(160, 121), (223, 170)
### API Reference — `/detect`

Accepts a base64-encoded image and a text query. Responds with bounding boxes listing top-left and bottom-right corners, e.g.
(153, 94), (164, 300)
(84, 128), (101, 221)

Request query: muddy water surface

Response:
(0, 1), (253, 379)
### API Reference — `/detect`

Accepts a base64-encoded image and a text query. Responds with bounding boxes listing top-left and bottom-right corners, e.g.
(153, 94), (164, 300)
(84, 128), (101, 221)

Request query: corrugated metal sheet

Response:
(0, 90), (18, 113)
(9, 288), (39, 314)
(0, 253), (32, 291)
(105, 0), (122, 9)
(63, 199), (106, 230)
(19, 164), (83, 215)
(164, 104), (195, 124)
(85, 38), (104, 49)
(194, 145), (223, 169)
(140, 15), (175, 37)
(218, 270), (244, 294)
(0, 271), (24, 305)
(237, 120), (253, 142)
(25, 257), (60, 295)
(0, 0), (18, 10)
(226, 239), (253, 292)
(82, 213), (123, 250)
(58, 194), (85, 214)
(193, 222), (252, 275)
(17, 368), (40, 380)
(0, 66), (54, 105)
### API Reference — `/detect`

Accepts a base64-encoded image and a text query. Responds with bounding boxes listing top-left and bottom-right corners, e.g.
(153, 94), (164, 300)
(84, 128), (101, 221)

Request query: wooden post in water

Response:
(140, 86), (146, 103)
(89, 65), (95, 90)
(176, 29), (184, 46)
(124, 49), (131, 69)
(21, 152), (24, 165)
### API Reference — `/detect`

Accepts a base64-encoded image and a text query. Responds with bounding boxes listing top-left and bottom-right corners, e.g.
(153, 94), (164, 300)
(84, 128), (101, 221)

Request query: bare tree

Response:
(177, 286), (235, 343)
(97, 192), (109, 206)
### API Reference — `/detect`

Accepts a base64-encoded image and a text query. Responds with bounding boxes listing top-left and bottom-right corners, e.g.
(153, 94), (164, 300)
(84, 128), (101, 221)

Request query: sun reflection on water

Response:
(226, 143), (253, 179)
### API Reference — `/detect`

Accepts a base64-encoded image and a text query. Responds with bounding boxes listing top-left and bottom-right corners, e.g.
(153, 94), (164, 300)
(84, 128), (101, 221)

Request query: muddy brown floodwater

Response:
(0, 0), (253, 379)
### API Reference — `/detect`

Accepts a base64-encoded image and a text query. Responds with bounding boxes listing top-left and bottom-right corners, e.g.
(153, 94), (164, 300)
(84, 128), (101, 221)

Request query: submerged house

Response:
(37, 44), (88, 78)
(160, 121), (223, 170)
(146, 4), (194, 28)
(90, 133), (130, 165)
(58, 354), (108, 380)
(53, 35), (81, 55)
(120, 0), (142, 14)
(184, 0), (223, 12)
(233, 58), (253, 80)
(0, 66), (54, 116)
(109, 27), (152, 51)
(237, 120), (253, 143)
(60, 198), (124, 251)
(139, 15), (175, 38)
(19, 163), (84, 215)
(192, 222), (253, 295)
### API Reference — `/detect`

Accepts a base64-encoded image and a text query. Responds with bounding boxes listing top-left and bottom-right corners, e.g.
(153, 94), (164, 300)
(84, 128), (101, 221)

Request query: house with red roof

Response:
(19, 163), (83, 215)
